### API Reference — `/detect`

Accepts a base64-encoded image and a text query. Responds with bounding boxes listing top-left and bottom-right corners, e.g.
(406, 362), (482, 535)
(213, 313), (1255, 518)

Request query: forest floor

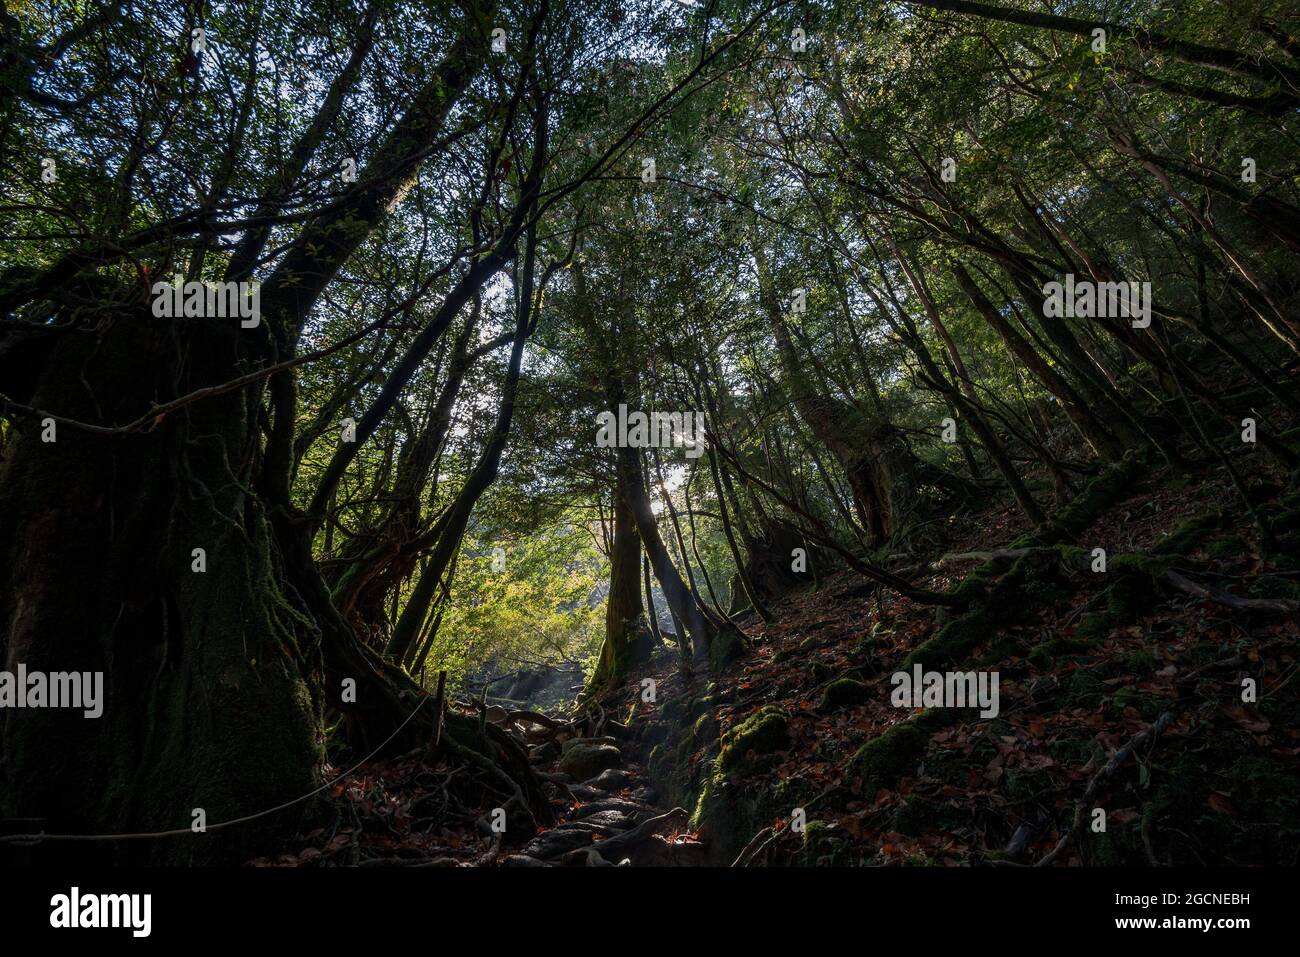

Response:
(249, 453), (1300, 867)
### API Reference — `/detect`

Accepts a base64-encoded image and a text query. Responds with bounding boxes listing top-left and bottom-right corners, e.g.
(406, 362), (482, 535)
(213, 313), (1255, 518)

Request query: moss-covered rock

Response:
(799, 819), (850, 865)
(660, 696), (687, 724)
(819, 677), (872, 712)
(718, 706), (790, 774)
(688, 694), (715, 721)
(557, 742), (621, 780)
(900, 608), (992, 672)
(848, 709), (953, 796)
(691, 711), (719, 744)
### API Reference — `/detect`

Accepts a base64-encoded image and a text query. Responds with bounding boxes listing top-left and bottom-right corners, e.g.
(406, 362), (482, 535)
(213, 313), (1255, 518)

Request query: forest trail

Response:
(248, 705), (705, 867)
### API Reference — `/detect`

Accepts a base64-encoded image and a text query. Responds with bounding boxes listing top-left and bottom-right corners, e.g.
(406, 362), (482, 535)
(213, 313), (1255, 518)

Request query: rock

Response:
(819, 677), (872, 712)
(586, 768), (630, 791)
(541, 781), (567, 802)
(529, 741), (560, 764)
(554, 814), (631, 837)
(571, 798), (646, 819)
(523, 828), (595, 860)
(561, 735), (619, 754)
(718, 706), (790, 774)
(569, 809), (636, 831)
(557, 742), (622, 780)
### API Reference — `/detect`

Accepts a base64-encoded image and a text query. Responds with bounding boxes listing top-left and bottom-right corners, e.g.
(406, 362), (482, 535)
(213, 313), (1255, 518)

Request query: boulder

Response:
(561, 736), (619, 754)
(558, 742), (621, 780)
(585, 768), (631, 791)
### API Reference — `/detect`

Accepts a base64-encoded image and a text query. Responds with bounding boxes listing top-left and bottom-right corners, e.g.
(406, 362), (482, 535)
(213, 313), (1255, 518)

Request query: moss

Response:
(900, 608), (991, 672)
(1206, 534), (1247, 559)
(709, 625), (747, 670)
(1111, 552), (1170, 577)
(1035, 454), (1145, 545)
(819, 677), (872, 712)
(850, 635), (877, 660)
(691, 711), (719, 744)
(947, 555), (1015, 606)
(848, 709), (952, 795)
(799, 819), (850, 864)
(1027, 635), (1090, 668)
(640, 719), (671, 747)
(1056, 544), (1089, 567)
(688, 695), (714, 721)
(1093, 553), (1167, 624)
(809, 660), (834, 683)
(717, 706), (790, 775)
(1153, 511), (1222, 556)
(772, 642), (800, 663)
(661, 696), (687, 724)
(689, 761), (785, 864)
(774, 775), (815, 814)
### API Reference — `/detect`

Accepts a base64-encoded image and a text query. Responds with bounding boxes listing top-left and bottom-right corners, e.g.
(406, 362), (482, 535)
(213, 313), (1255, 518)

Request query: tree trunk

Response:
(591, 472), (645, 689)
(753, 242), (917, 546)
(0, 298), (320, 865)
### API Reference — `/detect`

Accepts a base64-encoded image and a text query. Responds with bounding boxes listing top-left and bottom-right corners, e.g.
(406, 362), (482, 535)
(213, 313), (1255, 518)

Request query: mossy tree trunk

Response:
(0, 298), (321, 865)
(591, 471), (645, 689)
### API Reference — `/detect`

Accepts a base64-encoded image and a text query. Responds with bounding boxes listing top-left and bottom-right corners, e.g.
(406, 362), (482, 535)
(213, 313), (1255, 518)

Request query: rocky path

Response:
(500, 734), (703, 866)
(245, 705), (704, 867)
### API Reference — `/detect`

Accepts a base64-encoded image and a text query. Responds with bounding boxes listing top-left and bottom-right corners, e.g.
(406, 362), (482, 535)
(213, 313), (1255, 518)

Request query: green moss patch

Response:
(718, 706), (790, 775)
(819, 677), (872, 712)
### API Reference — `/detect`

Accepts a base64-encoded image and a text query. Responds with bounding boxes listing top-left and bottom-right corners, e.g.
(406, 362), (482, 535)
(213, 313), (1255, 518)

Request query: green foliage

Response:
(422, 520), (606, 691)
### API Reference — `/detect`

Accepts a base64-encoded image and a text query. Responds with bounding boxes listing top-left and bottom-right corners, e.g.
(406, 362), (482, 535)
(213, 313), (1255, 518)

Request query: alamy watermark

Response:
(151, 275), (260, 328)
(595, 403), (705, 459)
(0, 664), (103, 718)
(1042, 273), (1150, 329)
(890, 664), (999, 718)
(50, 887), (150, 937)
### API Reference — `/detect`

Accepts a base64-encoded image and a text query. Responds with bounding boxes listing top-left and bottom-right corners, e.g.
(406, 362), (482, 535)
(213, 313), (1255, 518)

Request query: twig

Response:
(1163, 569), (1299, 614)
(731, 826), (777, 867)
(1035, 712), (1174, 867)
